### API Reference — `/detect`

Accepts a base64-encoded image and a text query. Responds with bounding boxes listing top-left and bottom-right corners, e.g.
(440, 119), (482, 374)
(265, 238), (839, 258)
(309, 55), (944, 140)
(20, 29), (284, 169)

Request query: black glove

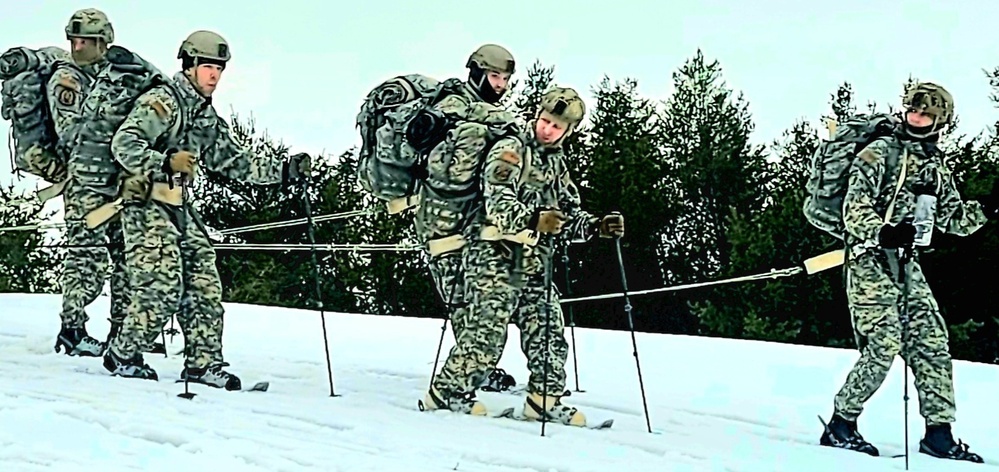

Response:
(878, 221), (916, 249)
(283, 152), (312, 185)
(979, 179), (999, 220)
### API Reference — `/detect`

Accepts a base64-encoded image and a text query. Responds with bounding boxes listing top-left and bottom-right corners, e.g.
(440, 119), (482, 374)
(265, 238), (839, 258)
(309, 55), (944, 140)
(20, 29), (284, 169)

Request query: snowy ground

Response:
(1, 293), (997, 472)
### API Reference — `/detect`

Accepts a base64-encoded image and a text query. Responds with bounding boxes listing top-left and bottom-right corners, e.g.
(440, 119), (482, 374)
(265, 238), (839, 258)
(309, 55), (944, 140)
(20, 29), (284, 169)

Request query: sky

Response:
(3, 0), (999, 193)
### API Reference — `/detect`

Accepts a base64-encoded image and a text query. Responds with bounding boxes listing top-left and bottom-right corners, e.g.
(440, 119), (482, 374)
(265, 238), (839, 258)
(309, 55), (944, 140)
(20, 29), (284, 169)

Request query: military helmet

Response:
(466, 44), (515, 74)
(903, 81), (954, 125)
(65, 8), (114, 44)
(540, 87), (586, 126)
(177, 30), (231, 63)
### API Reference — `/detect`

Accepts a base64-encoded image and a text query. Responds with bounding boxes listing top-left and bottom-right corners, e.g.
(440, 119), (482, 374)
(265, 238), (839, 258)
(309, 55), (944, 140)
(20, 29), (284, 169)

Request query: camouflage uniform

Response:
(423, 87), (623, 426)
(823, 82), (987, 463)
(415, 44), (516, 324)
(51, 9), (148, 357)
(411, 45), (519, 390)
(103, 31), (301, 390)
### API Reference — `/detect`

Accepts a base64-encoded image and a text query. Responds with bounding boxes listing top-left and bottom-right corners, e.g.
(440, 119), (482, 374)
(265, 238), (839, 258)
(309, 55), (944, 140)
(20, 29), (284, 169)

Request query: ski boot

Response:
(479, 368), (517, 392)
(180, 362), (241, 391)
(102, 347), (158, 380)
(54, 325), (104, 357)
(819, 414), (879, 456)
(522, 391), (586, 426)
(919, 423), (984, 463)
(419, 385), (487, 416)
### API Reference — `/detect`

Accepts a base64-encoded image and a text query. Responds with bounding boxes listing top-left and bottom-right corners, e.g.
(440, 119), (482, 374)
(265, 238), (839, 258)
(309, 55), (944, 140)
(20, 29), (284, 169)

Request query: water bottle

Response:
(912, 193), (937, 246)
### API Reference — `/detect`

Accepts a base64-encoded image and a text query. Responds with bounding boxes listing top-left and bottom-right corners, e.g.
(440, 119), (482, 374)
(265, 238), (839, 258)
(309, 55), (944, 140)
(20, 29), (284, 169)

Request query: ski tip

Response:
(248, 381), (269, 392)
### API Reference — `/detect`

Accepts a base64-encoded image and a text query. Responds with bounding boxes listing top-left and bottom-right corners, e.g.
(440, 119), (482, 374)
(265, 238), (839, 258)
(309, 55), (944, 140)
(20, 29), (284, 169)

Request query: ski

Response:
(174, 379), (269, 392)
(495, 407), (614, 430)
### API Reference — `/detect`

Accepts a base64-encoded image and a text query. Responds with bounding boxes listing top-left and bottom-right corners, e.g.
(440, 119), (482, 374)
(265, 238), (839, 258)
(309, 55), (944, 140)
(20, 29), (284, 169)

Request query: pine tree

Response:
(658, 49), (769, 285)
(0, 184), (60, 293)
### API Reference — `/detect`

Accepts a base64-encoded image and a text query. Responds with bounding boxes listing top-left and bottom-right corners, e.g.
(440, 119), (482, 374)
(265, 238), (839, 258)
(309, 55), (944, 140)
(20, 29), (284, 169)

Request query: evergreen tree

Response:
(658, 50), (769, 286)
(0, 185), (60, 293)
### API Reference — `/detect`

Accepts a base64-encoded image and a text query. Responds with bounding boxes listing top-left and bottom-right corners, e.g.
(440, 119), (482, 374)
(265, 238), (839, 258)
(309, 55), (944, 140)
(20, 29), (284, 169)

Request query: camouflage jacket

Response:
(844, 132), (987, 246)
(111, 71), (284, 186)
(476, 122), (598, 251)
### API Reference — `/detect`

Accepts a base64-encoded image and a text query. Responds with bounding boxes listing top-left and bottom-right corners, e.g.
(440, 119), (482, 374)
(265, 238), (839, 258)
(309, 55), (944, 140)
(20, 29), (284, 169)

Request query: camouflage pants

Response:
(833, 249), (956, 425)
(428, 250), (467, 335)
(109, 201), (225, 369)
(432, 240), (566, 397)
(60, 182), (128, 330)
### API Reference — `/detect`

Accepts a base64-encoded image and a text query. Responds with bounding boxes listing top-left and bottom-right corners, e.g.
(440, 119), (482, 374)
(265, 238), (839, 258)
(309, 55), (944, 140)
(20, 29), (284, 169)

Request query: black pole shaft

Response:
(540, 236), (555, 437)
(561, 243), (583, 392)
(614, 237), (652, 433)
(302, 178), (338, 397)
(177, 177), (195, 400)
(898, 247), (912, 470)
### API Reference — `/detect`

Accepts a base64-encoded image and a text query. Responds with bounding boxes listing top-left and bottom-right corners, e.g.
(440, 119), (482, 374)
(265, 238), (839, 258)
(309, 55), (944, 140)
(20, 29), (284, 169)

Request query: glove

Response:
(533, 209), (567, 234)
(119, 173), (152, 202)
(912, 168), (939, 196)
(979, 180), (999, 220)
(283, 152), (312, 185)
(164, 150), (196, 175)
(598, 212), (625, 238)
(878, 221), (916, 249)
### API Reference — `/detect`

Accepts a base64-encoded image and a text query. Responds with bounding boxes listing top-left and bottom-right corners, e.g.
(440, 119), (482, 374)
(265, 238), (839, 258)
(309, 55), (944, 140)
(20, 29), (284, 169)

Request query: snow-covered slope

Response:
(1, 293), (997, 471)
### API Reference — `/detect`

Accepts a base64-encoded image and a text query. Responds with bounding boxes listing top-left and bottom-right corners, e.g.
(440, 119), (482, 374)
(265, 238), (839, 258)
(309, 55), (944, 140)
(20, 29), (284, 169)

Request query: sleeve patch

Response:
(148, 99), (170, 120)
(857, 147), (880, 165)
(499, 150), (520, 165)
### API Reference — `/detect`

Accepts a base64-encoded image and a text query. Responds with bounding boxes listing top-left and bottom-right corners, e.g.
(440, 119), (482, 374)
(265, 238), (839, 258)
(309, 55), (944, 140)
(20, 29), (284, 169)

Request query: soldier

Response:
(413, 44), (519, 392)
(420, 87), (624, 426)
(101, 30), (311, 390)
(819, 82), (996, 463)
(49, 8), (149, 357)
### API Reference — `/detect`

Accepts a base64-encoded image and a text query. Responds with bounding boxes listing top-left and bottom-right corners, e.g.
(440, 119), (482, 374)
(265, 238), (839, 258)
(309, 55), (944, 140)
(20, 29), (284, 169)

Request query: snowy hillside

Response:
(1, 293), (997, 471)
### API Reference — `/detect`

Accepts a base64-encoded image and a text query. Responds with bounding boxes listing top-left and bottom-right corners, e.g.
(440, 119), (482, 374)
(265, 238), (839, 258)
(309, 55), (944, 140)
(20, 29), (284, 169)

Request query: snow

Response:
(1, 292), (997, 472)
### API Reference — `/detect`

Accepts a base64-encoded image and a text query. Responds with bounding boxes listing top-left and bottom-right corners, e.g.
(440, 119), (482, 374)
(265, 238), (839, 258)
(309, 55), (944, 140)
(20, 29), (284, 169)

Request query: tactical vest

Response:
(65, 46), (169, 191)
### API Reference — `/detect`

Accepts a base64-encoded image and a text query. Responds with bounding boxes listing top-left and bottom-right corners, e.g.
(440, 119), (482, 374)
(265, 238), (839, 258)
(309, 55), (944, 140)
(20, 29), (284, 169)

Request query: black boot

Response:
(479, 368), (517, 392)
(55, 325), (105, 357)
(819, 414), (879, 456)
(919, 423), (983, 463)
(102, 347), (158, 380)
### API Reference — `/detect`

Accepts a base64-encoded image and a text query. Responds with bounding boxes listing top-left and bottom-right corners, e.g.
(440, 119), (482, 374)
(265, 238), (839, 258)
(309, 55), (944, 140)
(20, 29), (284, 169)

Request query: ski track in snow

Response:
(1, 293), (998, 471)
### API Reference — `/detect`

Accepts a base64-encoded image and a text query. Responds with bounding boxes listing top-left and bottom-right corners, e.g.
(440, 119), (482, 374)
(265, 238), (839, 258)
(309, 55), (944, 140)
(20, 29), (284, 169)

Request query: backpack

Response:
(0, 46), (73, 181)
(355, 74), (466, 210)
(414, 100), (527, 247)
(803, 112), (899, 240)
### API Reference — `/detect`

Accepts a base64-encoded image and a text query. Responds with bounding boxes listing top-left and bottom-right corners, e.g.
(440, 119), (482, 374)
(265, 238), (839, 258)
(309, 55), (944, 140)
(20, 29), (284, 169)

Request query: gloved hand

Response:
(166, 150), (196, 175)
(912, 168), (939, 196)
(283, 152), (312, 185)
(119, 173), (152, 202)
(534, 209), (567, 234)
(878, 221), (916, 249)
(598, 212), (625, 238)
(979, 179), (999, 220)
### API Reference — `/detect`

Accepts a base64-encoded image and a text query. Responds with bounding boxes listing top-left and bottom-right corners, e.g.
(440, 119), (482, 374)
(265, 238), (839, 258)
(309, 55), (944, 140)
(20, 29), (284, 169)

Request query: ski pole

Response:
(177, 176), (195, 400)
(298, 161), (338, 398)
(899, 245), (913, 470)
(540, 234), (555, 437)
(562, 242), (583, 392)
(614, 237), (652, 433)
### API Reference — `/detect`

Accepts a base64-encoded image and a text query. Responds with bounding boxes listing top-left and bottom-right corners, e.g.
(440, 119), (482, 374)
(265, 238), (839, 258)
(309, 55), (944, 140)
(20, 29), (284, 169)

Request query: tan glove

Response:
(168, 150), (196, 175)
(119, 173), (152, 202)
(598, 212), (625, 238)
(536, 209), (567, 234)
